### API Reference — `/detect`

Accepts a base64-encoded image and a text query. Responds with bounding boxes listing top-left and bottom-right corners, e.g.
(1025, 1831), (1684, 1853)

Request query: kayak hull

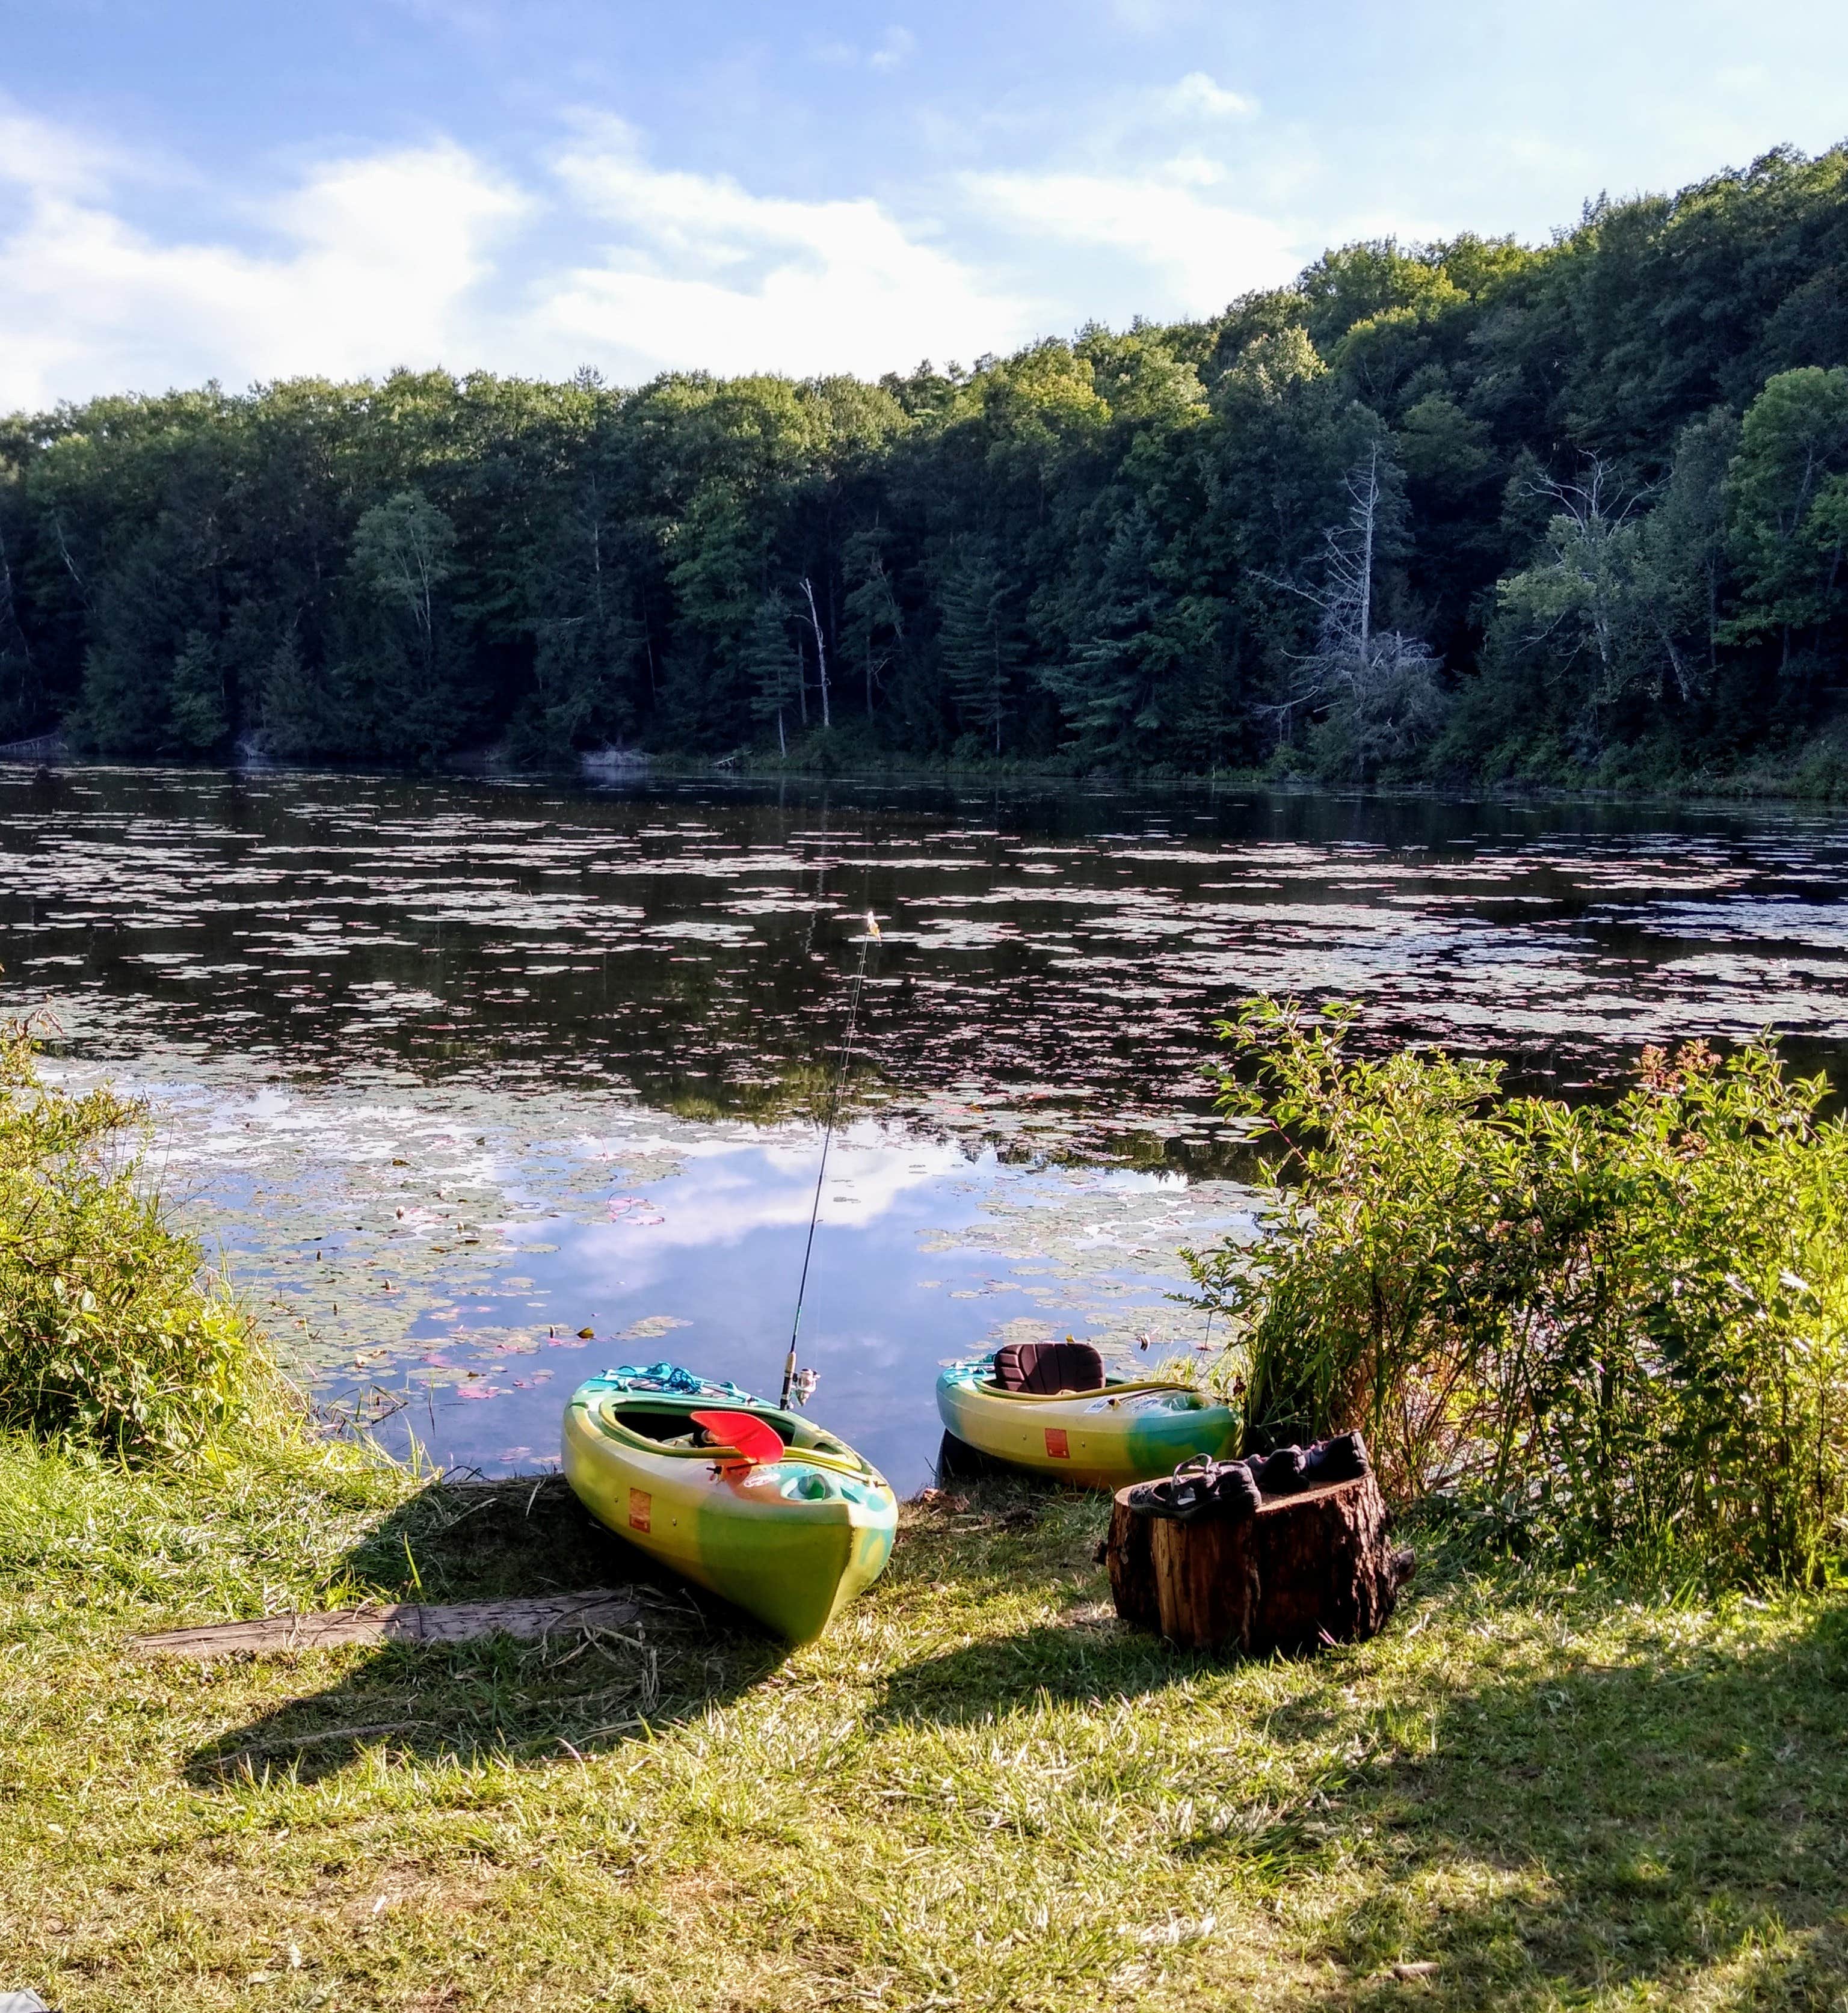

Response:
(563, 1369), (896, 1644)
(935, 1360), (1237, 1489)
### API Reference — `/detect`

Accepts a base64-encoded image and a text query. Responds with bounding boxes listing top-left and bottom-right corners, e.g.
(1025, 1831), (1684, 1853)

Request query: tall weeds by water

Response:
(0, 1019), (259, 1455)
(1186, 999), (1848, 1585)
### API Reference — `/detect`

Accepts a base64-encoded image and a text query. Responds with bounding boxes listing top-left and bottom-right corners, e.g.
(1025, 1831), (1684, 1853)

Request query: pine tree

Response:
(168, 630), (227, 753)
(937, 549), (1018, 756)
(743, 594), (801, 756)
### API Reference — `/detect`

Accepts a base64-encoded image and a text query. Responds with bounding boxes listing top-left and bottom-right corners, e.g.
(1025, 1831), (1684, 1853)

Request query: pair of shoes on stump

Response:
(1127, 1431), (1372, 1522)
(1124, 1453), (1262, 1523)
(1247, 1431), (1370, 1496)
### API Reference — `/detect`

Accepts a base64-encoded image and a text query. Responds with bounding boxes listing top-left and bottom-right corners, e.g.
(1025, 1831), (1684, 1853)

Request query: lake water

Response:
(3, 764), (1846, 1494)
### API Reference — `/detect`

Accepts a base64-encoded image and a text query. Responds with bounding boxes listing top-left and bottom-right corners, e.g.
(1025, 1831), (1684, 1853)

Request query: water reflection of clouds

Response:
(520, 1129), (970, 1281)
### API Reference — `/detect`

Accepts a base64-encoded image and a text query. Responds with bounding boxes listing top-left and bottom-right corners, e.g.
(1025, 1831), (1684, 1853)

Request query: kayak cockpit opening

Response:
(607, 1404), (779, 1451)
(611, 1406), (709, 1446)
(597, 1398), (873, 1477)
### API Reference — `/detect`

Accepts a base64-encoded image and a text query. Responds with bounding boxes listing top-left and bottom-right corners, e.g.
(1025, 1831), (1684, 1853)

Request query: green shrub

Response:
(0, 1022), (259, 1455)
(1185, 999), (1848, 1585)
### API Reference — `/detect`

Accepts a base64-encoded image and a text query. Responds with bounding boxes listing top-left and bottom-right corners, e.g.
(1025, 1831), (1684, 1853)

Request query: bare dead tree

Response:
(1256, 442), (1445, 772)
(845, 541), (903, 716)
(1499, 458), (1677, 734)
(51, 512), (89, 609)
(800, 575), (831, 730)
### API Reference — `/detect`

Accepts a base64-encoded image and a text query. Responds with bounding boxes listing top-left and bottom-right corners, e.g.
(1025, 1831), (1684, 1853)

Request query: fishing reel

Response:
(790, 1366), (819, 1408)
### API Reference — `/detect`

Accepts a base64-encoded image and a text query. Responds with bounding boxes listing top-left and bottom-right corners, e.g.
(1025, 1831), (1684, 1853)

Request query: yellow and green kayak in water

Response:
(563, 1365), (897, 1643)
(936, 1341), (1237, 1488)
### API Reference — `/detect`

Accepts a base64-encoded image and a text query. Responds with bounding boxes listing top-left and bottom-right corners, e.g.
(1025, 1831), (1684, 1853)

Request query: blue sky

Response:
(2, 0), (1846, 410)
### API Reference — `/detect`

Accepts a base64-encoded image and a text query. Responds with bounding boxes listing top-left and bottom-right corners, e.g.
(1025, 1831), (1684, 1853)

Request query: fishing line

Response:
(781, 909), (879, 1409)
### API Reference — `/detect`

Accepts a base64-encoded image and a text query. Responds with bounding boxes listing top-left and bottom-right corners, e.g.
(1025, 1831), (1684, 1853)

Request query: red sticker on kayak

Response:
(628, 1487), (651, 1534)
(1044, 1427), (1070, 1459)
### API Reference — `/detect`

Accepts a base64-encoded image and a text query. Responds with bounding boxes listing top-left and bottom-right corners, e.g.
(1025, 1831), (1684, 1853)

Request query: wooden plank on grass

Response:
(131, 1589), (642, 1659)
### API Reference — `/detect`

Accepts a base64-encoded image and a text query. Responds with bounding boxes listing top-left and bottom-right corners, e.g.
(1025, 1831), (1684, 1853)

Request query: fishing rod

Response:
(781, 909), (880, 1410)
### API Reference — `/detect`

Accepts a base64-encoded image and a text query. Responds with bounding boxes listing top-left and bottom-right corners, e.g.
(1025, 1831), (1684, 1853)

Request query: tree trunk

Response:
(802, 576), (831, 729)
(1106, 1474), (1414, 1654)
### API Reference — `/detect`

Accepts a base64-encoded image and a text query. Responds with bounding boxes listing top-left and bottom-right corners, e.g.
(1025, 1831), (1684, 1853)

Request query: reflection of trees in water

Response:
(4, 770), (1847, 1167)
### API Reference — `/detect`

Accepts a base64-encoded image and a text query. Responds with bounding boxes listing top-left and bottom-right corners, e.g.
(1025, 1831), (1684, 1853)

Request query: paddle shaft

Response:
(782, 919), (876, 1407)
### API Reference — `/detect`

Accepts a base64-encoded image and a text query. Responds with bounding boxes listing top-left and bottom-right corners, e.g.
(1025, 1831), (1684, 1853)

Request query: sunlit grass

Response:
(2, 1434), (1844, 2011)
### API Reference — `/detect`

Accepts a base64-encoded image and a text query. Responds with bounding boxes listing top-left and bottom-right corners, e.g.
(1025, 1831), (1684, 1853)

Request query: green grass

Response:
(2, 1433), (1845, 2012)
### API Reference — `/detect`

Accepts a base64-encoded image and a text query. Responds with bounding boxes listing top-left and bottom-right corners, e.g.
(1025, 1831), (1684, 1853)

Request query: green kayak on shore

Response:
(562, 1364), (897, 1644)
(937, 1338), (1237, 1487)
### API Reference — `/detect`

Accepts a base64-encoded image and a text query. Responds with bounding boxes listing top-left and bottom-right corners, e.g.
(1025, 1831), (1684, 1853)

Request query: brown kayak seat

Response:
(992, 1338), (1106, 1395)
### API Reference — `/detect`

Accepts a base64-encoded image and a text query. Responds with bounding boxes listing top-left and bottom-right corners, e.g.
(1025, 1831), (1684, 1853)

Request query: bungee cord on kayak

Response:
(780, 909), (880, 1410)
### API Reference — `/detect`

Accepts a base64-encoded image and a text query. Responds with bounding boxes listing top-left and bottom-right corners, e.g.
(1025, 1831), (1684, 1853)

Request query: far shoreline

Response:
(7, 739), (1848, 817)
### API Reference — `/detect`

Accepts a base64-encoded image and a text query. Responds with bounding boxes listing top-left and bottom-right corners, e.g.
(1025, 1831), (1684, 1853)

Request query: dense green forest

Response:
(2, 143), (1847, 786)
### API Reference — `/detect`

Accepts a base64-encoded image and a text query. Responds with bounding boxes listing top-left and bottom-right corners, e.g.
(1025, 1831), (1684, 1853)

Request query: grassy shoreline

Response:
(4, 1430), (1844, 2012)
(3, 1016), (1845, 2009)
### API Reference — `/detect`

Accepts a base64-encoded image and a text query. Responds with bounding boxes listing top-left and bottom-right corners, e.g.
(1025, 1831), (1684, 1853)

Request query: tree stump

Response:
(1106, 1474), (1414, 1654)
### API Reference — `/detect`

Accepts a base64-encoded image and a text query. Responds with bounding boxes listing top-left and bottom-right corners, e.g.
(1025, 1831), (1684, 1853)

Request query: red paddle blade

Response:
(691, 1409), (786, 1466)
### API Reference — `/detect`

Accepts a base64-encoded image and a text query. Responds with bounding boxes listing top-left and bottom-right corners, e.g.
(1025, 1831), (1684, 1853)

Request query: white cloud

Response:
(810, 25), (917, 73)
(0, 104), (1036, 405)
(0, 107), (119, 202)
(537, 1130), (967, 1291)
(1164, 71), (1257, 120)
(934, 63), (1288, 322)
(963, 167), (1301, 316)
(869, 26), (918, 73)
(532, 120), (1034, 380)
(0, 123), (526, 408)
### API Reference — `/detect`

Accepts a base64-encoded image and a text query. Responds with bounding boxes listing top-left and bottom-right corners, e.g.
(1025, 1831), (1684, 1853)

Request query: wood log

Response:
(130, 1588), (641, 1660)
(1106, 1474), (1414, 1655)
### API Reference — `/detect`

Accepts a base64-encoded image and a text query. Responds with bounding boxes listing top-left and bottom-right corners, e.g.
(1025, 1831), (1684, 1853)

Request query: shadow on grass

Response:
(873, 1476), (1222, 1729)
(183, 1474), (789, 1787)
(882, 1484), (1848, 2008)
(876, 1467), (1242, 1726)
(1277, 1594), (1848, 2011)
(870, 1617), (1209, 1727)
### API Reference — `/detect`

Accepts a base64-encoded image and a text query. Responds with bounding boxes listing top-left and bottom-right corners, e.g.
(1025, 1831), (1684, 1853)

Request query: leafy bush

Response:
(1185, 999), (1848, 1584)
(0, 1022), (258, 1455)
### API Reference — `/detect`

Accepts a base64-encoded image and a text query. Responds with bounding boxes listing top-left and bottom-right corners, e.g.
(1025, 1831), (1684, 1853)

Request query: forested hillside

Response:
(3, 143), (1847, 786)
